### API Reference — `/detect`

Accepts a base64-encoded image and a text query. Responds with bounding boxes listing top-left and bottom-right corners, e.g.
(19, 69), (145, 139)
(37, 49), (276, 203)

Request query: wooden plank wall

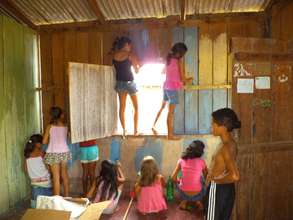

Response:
(0, 14), (40, 215)
(40, 17), (264, 131)
(271, 1), (293, 41)
(231, 38), (293, 144)
(234, 142), (293, 220)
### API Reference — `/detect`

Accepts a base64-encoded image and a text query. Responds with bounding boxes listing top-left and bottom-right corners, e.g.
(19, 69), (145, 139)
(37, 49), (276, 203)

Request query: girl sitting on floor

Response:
(24, 134), (52, 208)
(171, 140), (208, 210)
(87, 160), (125, 214)
(135, 156), (167, 215)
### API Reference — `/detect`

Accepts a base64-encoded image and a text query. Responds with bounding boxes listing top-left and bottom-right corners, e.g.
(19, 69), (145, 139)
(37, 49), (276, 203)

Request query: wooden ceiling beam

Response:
(0, 0), (37, 30)
(87, 0), (106, 25)
(180, 0), (187, 22)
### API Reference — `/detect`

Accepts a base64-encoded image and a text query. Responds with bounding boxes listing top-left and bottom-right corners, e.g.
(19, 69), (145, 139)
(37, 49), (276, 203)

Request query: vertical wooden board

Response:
(199, 25), (213, 134)
(198, 90), (213, 134)
(51, 32), (65, 109)
(75, 32), (89, 63)
(3, 16), (26, 207)
(172, 27), (185, 134)
(129, 29), (149, 63)
(251, 63), (273, 143)
(39, 32), (53, 127)
(88, 31), (103, 64)
(272, 63), (292, 141)
(0, 14), (10, 214)
(213, 89), (227, 111)
(184, 27), (198, 134)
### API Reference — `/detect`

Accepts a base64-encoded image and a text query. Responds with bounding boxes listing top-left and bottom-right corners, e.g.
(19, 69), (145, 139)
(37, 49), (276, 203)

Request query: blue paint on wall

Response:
(110, 138), (121, 162)
(135, 137), (163, 172)
(68, 142), (80, 167)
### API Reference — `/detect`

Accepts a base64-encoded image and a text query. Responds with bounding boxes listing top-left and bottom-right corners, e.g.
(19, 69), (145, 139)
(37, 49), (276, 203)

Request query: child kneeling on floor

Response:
(135, 156), (167, 215)
(86, 160), (125, 214)
(24, 134), (52, 208)
(171, 140), (208, 210)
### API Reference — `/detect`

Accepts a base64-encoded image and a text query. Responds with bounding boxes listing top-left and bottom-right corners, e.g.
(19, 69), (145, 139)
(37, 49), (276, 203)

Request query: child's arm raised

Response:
(129, 53), (141, 73)
(116, 161), (126, 183)
(171, 162), (181, 182)
(42, 125), (51, 145)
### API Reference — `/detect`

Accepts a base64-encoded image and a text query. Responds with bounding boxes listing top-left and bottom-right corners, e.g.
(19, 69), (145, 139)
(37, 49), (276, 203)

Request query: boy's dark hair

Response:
(111, 36), (132, 52)
(212, 108), (241, 132)
(50, 106), (63, 124)
(166, 42), (188, 65)
(182, 140), (205, 160)
(96, 160), (118, 201)
(24, 134), (43, 158)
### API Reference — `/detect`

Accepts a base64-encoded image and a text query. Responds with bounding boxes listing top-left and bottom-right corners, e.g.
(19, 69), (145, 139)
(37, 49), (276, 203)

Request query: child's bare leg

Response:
(152, 101), (166, 134)
(81, 163), (89, 196)
(88, 161), (97, 188)
(167, 104), (180, 140)
(130, 94), (139, 135)
(61, 161), (69, 197)
(118, 92), (127, 137)
(179, 200), (187, 209)
(50, 164), (61, 195)
(194, 200), (204, 210)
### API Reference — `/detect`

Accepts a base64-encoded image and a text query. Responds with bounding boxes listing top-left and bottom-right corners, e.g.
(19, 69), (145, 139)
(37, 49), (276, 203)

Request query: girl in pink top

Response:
(135, 156), (167, 215)
(43, 106), (71, 196)
(171, 140), (208, 211)
(152, 42), (192, 140)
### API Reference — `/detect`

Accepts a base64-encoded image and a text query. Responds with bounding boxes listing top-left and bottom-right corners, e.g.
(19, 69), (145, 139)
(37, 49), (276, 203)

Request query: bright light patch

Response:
(132, 63), (165, 87)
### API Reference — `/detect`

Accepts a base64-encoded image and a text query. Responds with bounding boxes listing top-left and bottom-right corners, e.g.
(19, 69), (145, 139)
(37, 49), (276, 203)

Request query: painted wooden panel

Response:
(0, 14), (10, 214)
(172, 27), (185, 134)
(198, 90), (213, 133)
(212, 31), (228, 112)
(69, 63), (117, 143)
(199, 26), (213, 134)
(0, 15), (40, 214)
(184, 28), (199, 134)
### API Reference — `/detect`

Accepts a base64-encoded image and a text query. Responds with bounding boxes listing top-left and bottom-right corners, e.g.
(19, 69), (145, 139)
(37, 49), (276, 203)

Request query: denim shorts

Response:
(115, 81), (138, 95)
(31, 186), (52, 208)
(176, 177), (206, 201)
(163, 89), (179, 104)
(80, 145), (99, 163)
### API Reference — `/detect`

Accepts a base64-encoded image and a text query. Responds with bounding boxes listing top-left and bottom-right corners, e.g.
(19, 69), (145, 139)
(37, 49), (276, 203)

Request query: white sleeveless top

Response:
(26, 156), (51, 187)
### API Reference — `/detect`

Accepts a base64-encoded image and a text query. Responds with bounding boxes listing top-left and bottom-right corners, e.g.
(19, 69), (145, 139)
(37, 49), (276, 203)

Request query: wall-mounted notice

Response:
(237, 78), (254, 93)
(255, 76), (271, 89)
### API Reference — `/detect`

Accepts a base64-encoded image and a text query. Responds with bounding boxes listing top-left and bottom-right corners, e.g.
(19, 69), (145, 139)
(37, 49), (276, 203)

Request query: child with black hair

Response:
(171, 140), (208, 210)
(43, 106), (71, 197)
(86, 160), (125, 214)
(24, 134), (52, 207)
(112, 36), (141, 137)
(152, 42), (193, 140)
(205, 108), (241, 220)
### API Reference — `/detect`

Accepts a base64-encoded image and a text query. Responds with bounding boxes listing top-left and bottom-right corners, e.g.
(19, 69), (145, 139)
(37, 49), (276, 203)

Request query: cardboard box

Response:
(21, 197), (110, 220)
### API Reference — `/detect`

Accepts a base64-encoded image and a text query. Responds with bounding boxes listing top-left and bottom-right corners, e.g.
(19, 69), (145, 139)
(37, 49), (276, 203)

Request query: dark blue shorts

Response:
(115, 81), (137, 95)
(176, 177), (206, 201)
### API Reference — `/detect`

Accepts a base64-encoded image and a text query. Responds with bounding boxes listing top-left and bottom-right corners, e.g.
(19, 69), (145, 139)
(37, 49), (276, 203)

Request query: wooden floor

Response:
(1, 199), (204, 220)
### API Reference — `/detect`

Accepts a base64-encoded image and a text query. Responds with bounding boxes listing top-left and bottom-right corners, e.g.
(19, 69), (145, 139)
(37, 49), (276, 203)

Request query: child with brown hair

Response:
(135, 156), (167, 215)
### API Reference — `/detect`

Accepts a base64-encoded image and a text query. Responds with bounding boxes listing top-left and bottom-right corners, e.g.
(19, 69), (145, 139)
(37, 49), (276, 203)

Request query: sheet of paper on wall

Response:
(255, 76), (271, 89)
(237, 78), (254, 93)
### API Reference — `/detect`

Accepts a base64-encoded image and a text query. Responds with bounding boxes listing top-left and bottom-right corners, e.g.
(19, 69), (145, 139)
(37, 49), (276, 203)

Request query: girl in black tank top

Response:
(111, 36), (141, 138)
(112, 58), (134, 82)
